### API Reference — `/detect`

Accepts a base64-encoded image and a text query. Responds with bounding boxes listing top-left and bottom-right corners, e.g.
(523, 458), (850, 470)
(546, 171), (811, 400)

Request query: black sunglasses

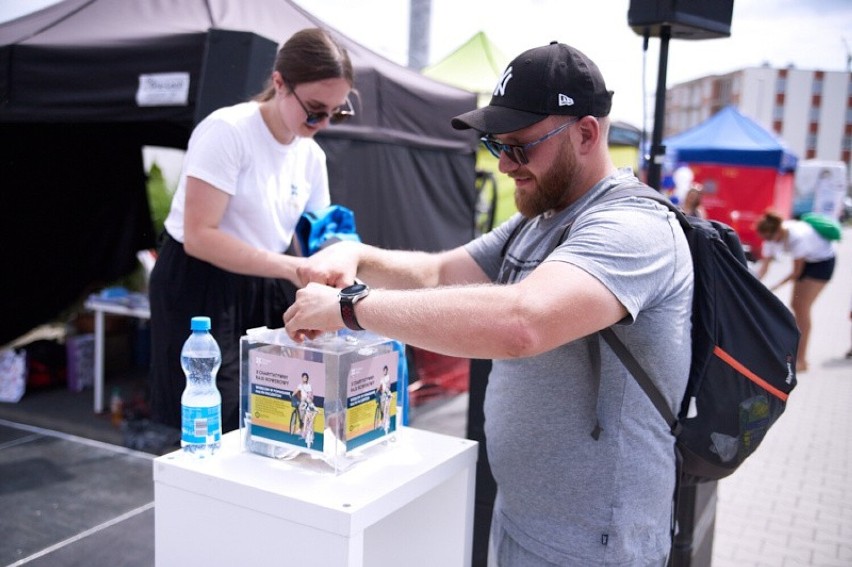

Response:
(287, 83), (354, 126)
(481, 117), (579, 165)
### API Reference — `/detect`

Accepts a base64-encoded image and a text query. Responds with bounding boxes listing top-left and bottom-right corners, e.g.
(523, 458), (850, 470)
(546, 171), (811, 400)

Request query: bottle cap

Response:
(190, 316), (212, 331)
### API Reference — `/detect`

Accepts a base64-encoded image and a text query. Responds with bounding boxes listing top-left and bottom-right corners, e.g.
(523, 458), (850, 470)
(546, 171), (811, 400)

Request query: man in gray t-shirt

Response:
(284, 42), (693, 566)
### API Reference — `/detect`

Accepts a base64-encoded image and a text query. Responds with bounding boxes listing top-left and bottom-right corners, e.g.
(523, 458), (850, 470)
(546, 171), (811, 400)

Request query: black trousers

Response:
(148, 233), (296, 433)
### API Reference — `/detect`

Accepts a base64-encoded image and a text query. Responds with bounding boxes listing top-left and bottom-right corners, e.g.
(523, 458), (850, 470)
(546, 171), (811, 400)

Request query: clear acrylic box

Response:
(240, 327), (400, 474)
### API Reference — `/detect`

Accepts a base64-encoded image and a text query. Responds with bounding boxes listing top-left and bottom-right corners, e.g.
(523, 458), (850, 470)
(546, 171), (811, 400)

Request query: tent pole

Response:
(647, 25), (670, 191)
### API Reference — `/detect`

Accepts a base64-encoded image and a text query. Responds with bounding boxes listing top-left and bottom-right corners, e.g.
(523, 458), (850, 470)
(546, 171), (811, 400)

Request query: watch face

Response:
(342, 283), (368, 297)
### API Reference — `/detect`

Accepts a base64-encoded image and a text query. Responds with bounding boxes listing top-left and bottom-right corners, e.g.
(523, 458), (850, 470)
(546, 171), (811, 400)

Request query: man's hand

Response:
(283, 282), (345, 342)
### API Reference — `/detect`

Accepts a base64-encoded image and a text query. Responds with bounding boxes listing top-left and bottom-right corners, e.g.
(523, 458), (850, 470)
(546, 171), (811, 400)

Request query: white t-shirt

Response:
(761, 220), (835, 262)
(298, 383), (313, 405)
(164, 101), (330, 252)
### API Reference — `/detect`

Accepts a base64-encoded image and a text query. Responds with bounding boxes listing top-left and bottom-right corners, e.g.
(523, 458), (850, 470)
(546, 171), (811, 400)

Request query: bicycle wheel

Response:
(374, 402), (382, 430)
(289, 408), (299, 434)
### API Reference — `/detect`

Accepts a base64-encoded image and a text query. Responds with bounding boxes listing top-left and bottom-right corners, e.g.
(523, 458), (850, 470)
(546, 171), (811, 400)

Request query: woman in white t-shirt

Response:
(149, 28), (355, 435)
(756, 210), (837, 372)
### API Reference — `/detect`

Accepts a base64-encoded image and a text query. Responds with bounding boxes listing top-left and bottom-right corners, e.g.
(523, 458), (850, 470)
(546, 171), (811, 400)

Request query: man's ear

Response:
(575, 116), (601, 154)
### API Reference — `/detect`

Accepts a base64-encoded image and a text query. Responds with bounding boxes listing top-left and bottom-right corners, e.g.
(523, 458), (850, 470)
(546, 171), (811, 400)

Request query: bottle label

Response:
(181, 405), (222, 444)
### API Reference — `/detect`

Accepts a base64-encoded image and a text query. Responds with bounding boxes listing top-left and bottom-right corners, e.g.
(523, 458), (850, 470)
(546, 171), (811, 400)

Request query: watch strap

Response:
(340, 298), (365, 331)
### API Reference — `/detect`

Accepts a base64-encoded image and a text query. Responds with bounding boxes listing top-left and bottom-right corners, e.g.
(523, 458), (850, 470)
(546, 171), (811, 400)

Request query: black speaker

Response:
(628, 0), (734, 40)
(194, 29), (278, 124)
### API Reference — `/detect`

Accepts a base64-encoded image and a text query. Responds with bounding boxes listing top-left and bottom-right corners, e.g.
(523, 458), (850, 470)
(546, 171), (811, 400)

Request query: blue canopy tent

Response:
(666, 105), (797, 170)
(664, 105), (799, 257)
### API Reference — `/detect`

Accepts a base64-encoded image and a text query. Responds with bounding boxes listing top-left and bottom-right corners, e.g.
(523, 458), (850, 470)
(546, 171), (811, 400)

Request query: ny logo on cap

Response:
(494, 66), (513, 97)
(558, 94), (574, 107)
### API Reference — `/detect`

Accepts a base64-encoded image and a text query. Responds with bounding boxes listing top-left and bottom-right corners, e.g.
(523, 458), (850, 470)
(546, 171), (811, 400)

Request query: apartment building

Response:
(665, 66), (851, 166)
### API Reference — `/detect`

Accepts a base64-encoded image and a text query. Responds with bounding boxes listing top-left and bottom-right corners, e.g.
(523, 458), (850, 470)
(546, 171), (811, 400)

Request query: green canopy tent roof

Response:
(423, 31), (509, 107)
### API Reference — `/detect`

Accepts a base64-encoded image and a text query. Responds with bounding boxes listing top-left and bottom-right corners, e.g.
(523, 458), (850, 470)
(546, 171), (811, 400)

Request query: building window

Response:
(691, 84), (701, 107)
(812, 76), (823, 95)
(809, 106), (820, 122)
(806, 133), (817, 152)
(717, 78), (733, 107)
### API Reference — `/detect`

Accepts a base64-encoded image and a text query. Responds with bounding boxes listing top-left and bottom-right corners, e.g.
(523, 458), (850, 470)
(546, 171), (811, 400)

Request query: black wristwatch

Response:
(339, 283), (370, 331)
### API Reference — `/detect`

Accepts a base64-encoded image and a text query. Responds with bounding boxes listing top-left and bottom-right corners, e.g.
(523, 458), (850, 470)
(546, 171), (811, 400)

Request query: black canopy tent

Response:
(0, 0), (478, 345)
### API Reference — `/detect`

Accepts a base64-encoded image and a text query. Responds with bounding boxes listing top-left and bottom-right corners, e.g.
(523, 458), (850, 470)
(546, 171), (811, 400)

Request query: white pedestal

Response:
(153, 426), (478, 567)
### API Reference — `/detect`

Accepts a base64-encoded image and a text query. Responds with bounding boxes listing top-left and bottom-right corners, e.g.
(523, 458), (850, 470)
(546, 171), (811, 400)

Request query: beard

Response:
(513, 139), (579, 218)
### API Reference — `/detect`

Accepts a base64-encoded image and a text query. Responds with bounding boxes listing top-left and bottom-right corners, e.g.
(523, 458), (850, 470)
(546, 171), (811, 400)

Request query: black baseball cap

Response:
(451, 41), (613, 135)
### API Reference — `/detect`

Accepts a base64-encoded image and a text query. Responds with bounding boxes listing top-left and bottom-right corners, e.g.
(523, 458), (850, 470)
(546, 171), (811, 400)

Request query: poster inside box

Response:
(240, 327), (400, 464)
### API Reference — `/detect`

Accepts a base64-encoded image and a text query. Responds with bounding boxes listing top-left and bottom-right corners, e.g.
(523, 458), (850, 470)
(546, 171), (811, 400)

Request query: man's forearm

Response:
(356, 246), (444, 290)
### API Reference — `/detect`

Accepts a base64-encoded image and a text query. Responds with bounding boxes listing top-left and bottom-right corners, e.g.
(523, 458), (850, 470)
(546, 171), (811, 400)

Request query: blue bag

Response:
(295, 205), (361, 255)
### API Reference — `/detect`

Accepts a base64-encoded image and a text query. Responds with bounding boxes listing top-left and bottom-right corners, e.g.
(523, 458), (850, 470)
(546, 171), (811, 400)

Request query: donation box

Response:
(240, 327), (399, 473)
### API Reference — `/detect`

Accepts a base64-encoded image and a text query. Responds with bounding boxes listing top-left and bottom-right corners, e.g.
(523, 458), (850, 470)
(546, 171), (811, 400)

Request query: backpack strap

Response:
(597, 182), (693, 233)
(600, 329), (679, 435)
(587, 335), (605, 440)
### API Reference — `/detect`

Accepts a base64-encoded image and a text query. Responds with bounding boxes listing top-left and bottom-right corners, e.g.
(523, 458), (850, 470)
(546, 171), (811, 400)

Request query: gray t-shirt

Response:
(465, 169), (693, 565)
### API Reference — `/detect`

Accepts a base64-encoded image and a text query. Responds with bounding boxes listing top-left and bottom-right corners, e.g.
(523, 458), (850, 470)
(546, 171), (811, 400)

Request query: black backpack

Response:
(592, 184), (800, 484)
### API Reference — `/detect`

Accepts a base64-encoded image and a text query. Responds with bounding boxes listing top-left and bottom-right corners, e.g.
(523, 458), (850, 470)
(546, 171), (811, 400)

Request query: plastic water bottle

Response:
(180, 316), (222, 457)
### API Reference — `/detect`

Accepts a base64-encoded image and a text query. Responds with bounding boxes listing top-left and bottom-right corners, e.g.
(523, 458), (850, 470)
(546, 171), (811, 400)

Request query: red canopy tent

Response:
(664, 106), (799, 258)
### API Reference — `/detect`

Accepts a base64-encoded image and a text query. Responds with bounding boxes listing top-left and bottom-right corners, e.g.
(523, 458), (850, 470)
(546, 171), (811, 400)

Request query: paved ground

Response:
(1, 227), (850, 566)
(0, 423), (155, 567)
(709, 226), (852, 567)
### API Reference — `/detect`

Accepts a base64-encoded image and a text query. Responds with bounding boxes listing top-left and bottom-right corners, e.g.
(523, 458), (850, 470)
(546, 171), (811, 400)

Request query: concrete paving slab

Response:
(0, 423), (154, 566)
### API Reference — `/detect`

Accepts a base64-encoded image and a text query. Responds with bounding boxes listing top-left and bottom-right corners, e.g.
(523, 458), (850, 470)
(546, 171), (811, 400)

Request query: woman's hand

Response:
(755, 257), (772, 280)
